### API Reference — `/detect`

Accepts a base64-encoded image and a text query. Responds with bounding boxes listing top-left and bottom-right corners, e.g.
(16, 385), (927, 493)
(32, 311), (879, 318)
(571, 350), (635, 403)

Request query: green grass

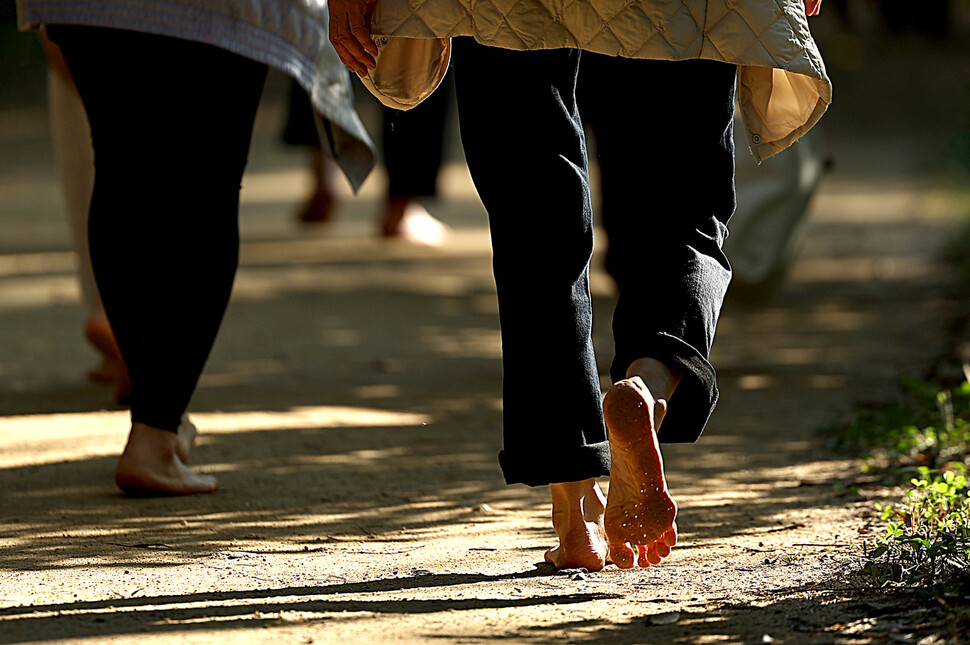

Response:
(866, 465), (970, 594)
(823, 371), (970, 636)
(826, 378), (970, 477)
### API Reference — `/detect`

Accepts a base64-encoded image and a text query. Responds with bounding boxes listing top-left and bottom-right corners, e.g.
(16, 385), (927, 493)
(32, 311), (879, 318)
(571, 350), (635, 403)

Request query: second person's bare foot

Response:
(297, 149), (338, 224)
(603, 378), (678, 568)
(545, 478), (609, 571)
(83, 310), (131, 403)
(381, 199), (449, 247)
(114, 423), (218, 496)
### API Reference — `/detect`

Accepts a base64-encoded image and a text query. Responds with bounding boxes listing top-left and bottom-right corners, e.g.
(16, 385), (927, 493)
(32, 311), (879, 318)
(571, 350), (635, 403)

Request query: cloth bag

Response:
(358, 36), (451, 110)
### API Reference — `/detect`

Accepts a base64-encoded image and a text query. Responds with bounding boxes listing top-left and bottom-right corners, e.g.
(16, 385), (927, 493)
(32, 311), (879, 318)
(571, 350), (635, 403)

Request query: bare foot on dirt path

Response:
(603, 376), (678, 568)
(545, 479), (610, 571)
(381, 199), (449, 247)
(115, 421), (218, 496)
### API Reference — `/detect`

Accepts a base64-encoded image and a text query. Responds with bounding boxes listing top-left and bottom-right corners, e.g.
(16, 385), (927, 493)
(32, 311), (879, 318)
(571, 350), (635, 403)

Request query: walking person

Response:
(16, 0), (375, 496)
(286, 75), (452, 245)
(41, 35), (131, 404)
(330, 0), (829, 569)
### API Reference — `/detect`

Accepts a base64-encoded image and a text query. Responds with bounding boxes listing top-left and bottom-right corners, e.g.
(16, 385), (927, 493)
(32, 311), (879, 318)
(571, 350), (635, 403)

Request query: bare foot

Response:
(83, 310), (131, 403)
(603, 377), (678, 568)
(381, 198), (449, 247)
(115, 423), (218, 496)
(176, 416), (199, 463)
(298, 150), (337, 224)
(545, 479), (609, 571)
(297, 187), (336, 224)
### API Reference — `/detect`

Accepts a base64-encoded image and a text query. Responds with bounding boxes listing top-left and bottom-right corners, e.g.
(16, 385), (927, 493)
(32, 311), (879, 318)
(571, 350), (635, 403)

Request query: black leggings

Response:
(49, 26), (268, 432)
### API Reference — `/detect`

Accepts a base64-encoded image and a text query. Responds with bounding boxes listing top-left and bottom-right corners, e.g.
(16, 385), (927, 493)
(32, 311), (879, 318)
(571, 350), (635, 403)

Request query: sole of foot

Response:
(603, 378), (678, 568)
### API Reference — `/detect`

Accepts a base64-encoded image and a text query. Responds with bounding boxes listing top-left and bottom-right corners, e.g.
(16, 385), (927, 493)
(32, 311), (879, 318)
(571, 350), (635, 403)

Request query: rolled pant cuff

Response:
(498, 441), (611, 487)
(611, 333), (719, 444)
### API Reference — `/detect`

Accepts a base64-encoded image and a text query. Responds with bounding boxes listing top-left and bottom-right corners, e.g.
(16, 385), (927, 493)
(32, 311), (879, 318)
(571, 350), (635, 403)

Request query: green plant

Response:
(866, 465), (970, 592)
(781, 551), (806, 566)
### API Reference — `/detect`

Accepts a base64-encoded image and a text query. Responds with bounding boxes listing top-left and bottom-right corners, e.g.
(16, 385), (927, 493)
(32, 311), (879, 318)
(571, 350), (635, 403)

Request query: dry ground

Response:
(2, 10), (970, 644)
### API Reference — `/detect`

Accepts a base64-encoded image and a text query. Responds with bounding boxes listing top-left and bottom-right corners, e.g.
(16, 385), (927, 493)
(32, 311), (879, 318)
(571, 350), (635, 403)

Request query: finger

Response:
(341, 10), (377, 65)
(646, 544), (662, 565)
(335, 35), (373, 75)
(331, 40), (368, 76)
(332, 26), (376, 71)
(351, 24), (380, 58)
(655, 540), (671, 558)
(330, 16), (377, 73)
(329, 22), (363, 74)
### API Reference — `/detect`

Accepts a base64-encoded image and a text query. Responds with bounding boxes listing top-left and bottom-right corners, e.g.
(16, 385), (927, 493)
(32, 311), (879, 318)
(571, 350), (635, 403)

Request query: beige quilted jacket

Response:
(371, 0), (831, 161)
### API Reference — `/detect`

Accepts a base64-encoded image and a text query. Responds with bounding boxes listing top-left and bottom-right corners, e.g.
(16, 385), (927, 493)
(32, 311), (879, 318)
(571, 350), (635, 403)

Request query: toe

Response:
(646, 543), (662, 565)
(544, 547), (559, 567)
(663, 525), (678, 547)
(656, 540), (671, 558)
(610, 542), (636, 569)
(637, 544), (649, 568)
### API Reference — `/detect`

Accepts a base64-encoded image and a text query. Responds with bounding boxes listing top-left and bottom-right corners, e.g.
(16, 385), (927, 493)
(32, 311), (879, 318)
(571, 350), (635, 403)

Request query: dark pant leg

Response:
(50, 26), (268, 432)
(282, 81), (321, 146)
(383, 71), (453, 198)
(452, 39), (609, 486)
(580, 53), (737, 444)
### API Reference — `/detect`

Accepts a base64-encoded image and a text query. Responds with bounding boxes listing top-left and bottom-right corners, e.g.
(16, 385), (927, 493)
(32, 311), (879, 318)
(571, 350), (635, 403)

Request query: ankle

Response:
(122, 423), (179, 460)
(383, 196), (414, 225)
(626, 358), (681, 402)
(550, 479), (605, 516)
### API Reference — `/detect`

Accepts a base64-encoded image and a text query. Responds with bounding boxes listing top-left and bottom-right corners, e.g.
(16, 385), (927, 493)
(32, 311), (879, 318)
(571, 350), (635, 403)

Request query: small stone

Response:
(648, 612), (680, 626)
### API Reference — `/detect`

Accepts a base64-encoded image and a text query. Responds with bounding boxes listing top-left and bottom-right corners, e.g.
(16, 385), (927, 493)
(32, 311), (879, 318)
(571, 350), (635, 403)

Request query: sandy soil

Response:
(2, 11), (970, 645)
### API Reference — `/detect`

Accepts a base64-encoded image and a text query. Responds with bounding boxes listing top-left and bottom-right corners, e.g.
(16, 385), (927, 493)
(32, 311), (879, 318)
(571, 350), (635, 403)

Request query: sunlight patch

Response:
(0, 407), (431, 467)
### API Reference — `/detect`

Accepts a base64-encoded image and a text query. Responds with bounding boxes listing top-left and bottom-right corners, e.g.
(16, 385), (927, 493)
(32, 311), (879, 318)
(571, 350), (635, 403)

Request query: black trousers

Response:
(50, 25), (268, 432)
(284, 73), (452, 199)
(383, 72), (453, 198)
(452, 40), (737, 485)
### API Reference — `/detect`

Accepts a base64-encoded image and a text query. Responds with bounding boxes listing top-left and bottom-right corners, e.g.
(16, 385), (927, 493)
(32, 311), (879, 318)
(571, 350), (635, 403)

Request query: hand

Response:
(328, 0), (380, 76)
(805, 0), (822, 16)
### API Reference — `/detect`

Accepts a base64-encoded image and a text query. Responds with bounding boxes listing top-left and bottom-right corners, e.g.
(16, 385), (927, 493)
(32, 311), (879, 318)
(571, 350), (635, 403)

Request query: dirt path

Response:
(2, 12), (970, 644)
